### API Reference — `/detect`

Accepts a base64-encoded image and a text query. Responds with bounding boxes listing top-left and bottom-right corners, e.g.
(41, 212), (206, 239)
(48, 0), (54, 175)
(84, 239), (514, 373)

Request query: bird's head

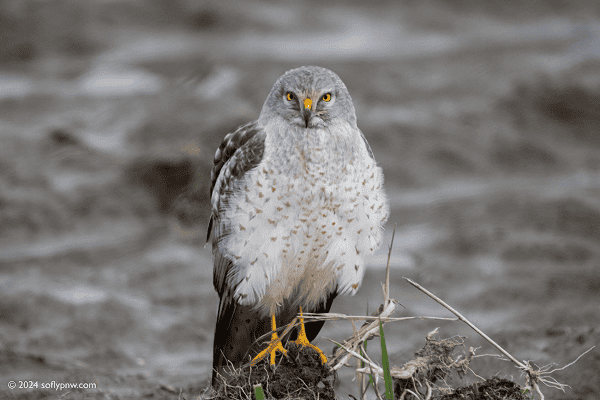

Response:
(260, 66), (357, 130)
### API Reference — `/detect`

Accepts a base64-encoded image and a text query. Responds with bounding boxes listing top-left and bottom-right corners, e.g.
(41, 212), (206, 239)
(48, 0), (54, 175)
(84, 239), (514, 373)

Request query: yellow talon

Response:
(251, 307), (328, 367)
(294, 307), (327, 364)
(251, 314), (288, 366)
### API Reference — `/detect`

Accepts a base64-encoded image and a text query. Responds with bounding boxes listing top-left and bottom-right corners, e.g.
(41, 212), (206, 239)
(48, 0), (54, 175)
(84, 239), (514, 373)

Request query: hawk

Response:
(209, 66), (388, 385)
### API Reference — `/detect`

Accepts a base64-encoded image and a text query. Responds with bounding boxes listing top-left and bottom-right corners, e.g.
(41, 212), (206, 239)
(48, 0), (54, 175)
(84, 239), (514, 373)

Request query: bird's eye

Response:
(322, 93), (332, 102)
(286, 92), (295, 101)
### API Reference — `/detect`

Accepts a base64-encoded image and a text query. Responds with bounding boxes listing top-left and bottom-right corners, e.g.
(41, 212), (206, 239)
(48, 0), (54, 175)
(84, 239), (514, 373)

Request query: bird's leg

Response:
(294, 306), (328, 364)
(251, 313), (288, 366)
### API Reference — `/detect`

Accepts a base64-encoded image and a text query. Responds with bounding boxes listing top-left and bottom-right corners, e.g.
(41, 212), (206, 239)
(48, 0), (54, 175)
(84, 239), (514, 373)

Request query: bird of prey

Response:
(209, 66), (389, 385)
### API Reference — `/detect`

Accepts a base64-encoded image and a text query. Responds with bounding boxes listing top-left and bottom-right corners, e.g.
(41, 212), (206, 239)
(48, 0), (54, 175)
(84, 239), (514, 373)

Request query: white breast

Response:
(215, 123), (388, 316)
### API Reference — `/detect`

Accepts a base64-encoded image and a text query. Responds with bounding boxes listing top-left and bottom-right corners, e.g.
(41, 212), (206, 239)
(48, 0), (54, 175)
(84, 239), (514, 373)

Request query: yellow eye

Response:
(286, 92), (295, 101)
(322, 93), (331, 102)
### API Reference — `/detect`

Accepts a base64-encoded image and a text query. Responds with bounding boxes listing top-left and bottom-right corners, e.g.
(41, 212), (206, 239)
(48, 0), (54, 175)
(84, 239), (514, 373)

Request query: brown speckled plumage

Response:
(209, 66), (388, 385)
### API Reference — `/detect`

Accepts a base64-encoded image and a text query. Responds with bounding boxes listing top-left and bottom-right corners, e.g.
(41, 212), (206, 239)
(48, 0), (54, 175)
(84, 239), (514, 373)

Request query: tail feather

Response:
(211, 297), (270, 386)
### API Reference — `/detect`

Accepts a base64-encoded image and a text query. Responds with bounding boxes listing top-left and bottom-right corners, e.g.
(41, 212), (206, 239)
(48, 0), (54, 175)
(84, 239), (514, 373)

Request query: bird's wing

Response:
(208, 120), (267, 298)
(358, 128), (375, 160)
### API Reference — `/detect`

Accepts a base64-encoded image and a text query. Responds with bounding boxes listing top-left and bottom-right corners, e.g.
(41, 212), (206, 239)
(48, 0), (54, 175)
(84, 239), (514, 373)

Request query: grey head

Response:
(258, 66), (357, 130)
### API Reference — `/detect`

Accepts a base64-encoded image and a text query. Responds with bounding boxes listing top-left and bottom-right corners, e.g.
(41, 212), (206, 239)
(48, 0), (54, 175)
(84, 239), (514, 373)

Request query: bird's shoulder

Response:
(208, 120), (267, 241)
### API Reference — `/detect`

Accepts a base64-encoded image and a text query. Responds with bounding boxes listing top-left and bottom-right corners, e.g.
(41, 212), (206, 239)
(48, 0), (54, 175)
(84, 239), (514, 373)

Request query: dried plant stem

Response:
(384, 224), (396, 305)
(404, 277), (526, 369)
(302, 313), (457, 323)
(327, 299), (397, 371)
(330, 339), (384, 377)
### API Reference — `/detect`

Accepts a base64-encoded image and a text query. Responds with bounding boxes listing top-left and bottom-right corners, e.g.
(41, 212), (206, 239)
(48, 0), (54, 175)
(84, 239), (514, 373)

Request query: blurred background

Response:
(0, 0), (599, 399)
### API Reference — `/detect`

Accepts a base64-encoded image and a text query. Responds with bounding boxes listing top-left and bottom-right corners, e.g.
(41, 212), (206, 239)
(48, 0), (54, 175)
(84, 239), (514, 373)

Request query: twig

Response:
(329, 339), (383, 376)
(405, 388), (423, 400)
(424, 380), (432, 400)
(383, 224), (396, 306)
(302, 313), (457, 323)
(327, 300), (397, 371)
(468, 366), (486, 381)
(404, 278), (526, 369)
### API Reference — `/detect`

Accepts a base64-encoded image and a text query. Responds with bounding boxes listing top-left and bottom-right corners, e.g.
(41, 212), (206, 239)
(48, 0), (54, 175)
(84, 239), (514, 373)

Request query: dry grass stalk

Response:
(302, 312), (457, 324)
(325, 300), (397, 371)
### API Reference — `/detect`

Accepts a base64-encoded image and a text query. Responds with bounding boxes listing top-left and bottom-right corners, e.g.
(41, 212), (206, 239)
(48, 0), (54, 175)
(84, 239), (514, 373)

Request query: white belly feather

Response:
(216, 125), (388, 316)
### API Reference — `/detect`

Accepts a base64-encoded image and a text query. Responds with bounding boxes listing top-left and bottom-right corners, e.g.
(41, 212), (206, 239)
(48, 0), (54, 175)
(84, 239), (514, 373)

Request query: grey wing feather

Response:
(358, 128), (375, 160)
(207, 120), (267, 297)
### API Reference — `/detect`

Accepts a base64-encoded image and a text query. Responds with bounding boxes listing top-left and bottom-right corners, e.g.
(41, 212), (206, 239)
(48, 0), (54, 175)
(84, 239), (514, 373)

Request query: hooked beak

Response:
(302, 97), (313, 128)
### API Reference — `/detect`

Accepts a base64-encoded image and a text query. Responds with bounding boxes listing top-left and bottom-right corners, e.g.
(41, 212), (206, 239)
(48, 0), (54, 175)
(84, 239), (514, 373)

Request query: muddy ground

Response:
(0, 1), (599, 399)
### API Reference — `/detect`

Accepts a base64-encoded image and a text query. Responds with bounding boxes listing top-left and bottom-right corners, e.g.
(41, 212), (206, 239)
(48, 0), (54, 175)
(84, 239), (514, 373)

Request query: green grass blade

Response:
(253, 383), (265, 400)
(379, 320), (394, 399)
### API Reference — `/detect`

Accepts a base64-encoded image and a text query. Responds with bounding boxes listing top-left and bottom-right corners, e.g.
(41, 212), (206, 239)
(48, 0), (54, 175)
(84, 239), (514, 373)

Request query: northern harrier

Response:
(209, 66), (389, 385)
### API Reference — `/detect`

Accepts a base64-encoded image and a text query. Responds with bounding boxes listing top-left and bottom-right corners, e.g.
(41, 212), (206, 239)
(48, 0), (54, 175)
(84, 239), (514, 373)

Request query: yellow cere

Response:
(322, 93), (331, 102)
(303, 97), (312, 110)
